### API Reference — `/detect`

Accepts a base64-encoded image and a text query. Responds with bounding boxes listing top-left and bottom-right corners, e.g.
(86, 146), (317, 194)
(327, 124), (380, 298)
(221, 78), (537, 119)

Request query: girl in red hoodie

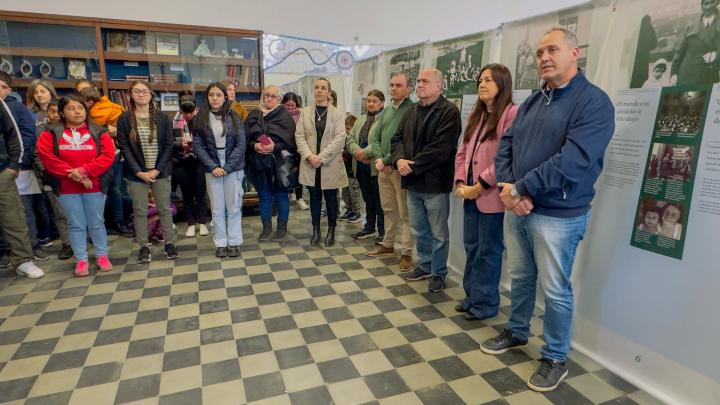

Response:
(37, 95), (115, 277)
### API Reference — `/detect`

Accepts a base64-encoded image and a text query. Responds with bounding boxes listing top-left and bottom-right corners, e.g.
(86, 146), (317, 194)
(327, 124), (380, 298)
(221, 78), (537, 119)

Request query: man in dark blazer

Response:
(390, 68), (462, 293)
(671, 0), (720, 85)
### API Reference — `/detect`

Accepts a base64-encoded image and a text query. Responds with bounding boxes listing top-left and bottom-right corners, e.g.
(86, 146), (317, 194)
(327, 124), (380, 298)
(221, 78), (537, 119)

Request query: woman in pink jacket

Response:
(453, 64), (518, 321)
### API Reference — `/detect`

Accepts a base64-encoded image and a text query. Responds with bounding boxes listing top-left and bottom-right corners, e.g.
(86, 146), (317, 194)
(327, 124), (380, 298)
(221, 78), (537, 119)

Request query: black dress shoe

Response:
(464, 312), (480, 321)
(215, 247), (228, 258)
(454, 304), (468, 313)
(465, 312), (496, 321)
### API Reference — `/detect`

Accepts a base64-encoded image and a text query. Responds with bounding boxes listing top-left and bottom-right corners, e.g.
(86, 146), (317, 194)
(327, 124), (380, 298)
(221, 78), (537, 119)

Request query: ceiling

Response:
(1, 0), (590, 45)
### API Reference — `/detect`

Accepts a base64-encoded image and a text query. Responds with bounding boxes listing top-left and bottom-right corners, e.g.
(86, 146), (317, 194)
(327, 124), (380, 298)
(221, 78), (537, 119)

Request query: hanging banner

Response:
(435, 36), (486, 101)
(629, 0), (719, 89)
(352, 57), (378, 115)
(501, 8), (593, 90)
(630, 86), (712, 259)
(387, 46), (424, 99)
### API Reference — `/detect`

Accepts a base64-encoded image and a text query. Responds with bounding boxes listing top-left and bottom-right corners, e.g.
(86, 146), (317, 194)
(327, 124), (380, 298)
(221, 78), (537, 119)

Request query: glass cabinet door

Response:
(0, 20), (100, 93)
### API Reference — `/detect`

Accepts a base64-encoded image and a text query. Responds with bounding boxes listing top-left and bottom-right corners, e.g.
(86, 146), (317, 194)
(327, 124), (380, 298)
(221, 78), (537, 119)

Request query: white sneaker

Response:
(198, 224), (210, 236)
(185, 225), (196, 237)
(16, 261), (44, 279)
(297, 199), (309, 210)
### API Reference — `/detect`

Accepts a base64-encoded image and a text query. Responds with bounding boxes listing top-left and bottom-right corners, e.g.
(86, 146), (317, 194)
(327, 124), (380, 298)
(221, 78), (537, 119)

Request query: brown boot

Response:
(365, 245), (395, 257)
(399, 254), (413, 272)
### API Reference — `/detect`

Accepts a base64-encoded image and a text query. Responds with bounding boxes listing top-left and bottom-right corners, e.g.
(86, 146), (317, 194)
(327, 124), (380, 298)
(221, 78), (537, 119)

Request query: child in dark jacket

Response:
(143, 190), (177, 243)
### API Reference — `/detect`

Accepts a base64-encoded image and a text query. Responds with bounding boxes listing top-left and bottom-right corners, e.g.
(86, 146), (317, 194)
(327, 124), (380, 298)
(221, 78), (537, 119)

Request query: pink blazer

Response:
(454, 104), (518, 213)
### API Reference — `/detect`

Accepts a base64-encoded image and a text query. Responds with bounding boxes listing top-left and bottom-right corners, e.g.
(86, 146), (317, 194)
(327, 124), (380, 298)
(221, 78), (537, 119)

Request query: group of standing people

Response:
(0, 25), (616, 393)
(328, 26), (614, 393)
(0, 77), (292, 274)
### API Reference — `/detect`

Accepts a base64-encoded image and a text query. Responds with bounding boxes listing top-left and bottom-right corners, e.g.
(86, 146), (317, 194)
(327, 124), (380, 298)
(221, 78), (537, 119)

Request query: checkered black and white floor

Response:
(0, 210), (661, 404)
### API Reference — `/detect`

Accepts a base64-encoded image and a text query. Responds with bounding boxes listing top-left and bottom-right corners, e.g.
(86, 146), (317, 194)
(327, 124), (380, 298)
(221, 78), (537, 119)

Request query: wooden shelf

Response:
(0, 47), (97, 59)
(104, 52), (259, 66)
(13, 78), (103, 89)
(106, 81), (260, 93)
(0, 11), (264, 97)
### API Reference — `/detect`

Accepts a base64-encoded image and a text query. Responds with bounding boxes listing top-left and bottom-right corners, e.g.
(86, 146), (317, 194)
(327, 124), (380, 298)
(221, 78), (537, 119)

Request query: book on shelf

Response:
(242, 67), (250, 86)
(109, 89), (132, 111)
(156, 33), (179, 56)
(144, 32), (157, 54)
(108, 32), (128, 53)
(150, 74), (179, 84)
(226, 65), (243, 85)
(125, 75), (150, 81)
(127, 32), (145, 54)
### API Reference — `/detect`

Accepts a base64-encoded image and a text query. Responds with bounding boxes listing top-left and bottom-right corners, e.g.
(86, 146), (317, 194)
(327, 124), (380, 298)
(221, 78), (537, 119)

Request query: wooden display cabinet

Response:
(0, 11), (262, 206)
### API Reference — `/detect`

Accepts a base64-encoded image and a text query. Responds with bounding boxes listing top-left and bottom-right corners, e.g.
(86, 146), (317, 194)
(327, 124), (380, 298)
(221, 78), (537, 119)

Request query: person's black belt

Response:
(217, 147), (226, 150)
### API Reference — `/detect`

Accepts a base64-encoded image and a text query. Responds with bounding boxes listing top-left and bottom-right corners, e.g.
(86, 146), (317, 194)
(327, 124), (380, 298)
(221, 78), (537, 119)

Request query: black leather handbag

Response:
(274, 151), (299, 189)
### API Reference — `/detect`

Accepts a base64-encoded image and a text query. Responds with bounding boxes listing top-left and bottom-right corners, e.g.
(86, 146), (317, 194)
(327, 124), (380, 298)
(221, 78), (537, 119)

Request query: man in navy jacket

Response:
(480, 26), (615, 392)
(0, 73), (53, 261)
(0, 80), (45, 278)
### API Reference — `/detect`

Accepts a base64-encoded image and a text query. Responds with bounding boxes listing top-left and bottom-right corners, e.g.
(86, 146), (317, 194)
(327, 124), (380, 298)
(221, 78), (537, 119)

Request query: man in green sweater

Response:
(365, 74), (414, 271)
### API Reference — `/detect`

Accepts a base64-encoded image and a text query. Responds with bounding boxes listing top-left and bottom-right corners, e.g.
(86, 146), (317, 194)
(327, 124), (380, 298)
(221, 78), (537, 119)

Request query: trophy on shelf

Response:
(20, 59), (33, 78)
(39, 60), (53, 78)
(68, 59), (87, 79)
(193, 38), (212, 57)
(0, 58), (12, 75)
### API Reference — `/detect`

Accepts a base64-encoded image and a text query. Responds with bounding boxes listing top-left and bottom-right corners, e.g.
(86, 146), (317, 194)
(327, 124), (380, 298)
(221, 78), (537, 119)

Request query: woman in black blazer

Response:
(117, 81), (177, 264)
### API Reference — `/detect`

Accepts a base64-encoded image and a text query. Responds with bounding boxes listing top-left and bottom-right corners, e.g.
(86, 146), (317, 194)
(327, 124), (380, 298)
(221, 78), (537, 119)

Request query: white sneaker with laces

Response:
(199, 224), (210, 236)
(16, 261), (44, 278)
(185, 225), (196, 237)
(297, 199), (309, 210)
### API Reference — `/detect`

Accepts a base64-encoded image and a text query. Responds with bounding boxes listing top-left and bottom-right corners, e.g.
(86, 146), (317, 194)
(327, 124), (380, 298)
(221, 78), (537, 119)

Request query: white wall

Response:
(0, 0), (589, 45)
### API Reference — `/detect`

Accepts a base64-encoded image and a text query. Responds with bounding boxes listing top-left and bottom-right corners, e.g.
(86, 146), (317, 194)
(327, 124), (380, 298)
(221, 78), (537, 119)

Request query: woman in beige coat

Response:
(295, 78), (348, 247)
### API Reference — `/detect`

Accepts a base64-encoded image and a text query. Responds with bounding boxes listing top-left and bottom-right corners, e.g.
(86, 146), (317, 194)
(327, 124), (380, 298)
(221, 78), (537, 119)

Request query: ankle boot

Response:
(258, 220), (273, 241)
(324, 226), (336, 247)
(273, 221), (288, 241)
(310, 225), (321, 246)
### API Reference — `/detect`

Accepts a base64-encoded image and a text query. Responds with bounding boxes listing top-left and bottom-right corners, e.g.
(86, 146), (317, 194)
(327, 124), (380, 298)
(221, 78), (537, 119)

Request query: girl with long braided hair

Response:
(117, 81), (178, 263)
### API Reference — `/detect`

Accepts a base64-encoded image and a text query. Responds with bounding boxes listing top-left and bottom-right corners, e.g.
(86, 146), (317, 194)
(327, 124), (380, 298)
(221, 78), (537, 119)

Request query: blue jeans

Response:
(461, 200), (504, 319)
(206, 152), (244, 247)
(505, 210), (590, 362)
(406, 191), (450, 277)
(106, 156), (126, 226)
(254, 172), (289, 223)
(58, 193), (108, 261)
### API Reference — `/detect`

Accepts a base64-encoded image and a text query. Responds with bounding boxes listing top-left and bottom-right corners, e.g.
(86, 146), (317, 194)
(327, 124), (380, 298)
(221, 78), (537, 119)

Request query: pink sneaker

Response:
(97, 256), (113, 272)
(74, 260), (89, 277)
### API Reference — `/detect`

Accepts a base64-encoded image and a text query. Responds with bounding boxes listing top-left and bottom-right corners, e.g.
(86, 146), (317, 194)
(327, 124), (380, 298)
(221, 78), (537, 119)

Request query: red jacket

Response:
(454, 104), (518, 213)
(37, 123), (115, 194)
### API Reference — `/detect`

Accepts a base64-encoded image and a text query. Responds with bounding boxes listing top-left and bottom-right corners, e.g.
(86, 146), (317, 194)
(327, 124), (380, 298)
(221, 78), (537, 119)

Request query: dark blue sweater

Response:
(495, 71), (615, 218)
(3, 97), (36, 169)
